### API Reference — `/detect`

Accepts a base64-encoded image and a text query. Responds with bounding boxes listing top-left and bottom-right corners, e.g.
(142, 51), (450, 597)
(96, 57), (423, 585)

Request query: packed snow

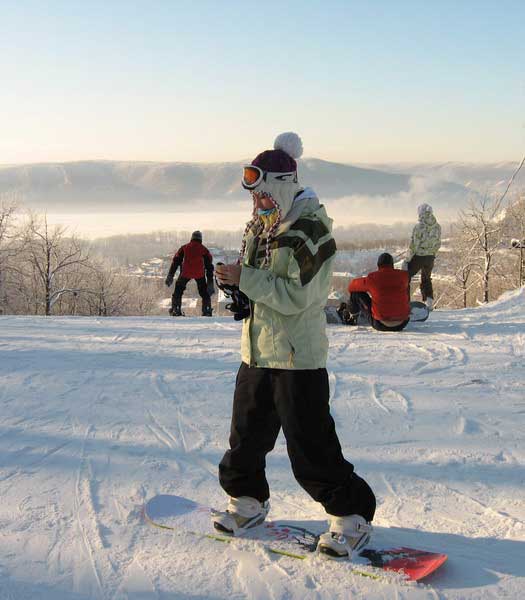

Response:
(0, 288), (524, 599)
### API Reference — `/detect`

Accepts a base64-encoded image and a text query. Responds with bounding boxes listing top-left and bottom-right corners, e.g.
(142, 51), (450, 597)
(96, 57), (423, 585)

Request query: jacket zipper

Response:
(247, 235), (260, 367)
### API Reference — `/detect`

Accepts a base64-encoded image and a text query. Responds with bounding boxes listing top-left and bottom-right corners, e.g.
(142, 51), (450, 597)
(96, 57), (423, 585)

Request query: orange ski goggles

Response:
(242, 166), (265, 189)
(242, 166), (297, 190)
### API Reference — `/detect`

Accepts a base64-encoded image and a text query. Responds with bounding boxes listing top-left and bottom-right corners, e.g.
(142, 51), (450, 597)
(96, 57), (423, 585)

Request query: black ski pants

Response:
(349, 292), (409, 332)
(173, 276), (211, 312)
(407, 255), (435, 301)
(219, 363), (376, 521)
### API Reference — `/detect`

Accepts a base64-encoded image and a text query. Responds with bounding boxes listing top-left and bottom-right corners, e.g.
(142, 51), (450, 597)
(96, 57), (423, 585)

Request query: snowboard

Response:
(325, 303), (429, 326)
(409, 301), (430, 322)
(143, 494), (447, 582)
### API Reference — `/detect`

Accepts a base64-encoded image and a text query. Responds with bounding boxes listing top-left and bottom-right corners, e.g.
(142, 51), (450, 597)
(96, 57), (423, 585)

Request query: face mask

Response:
(257, 208), (277, 216)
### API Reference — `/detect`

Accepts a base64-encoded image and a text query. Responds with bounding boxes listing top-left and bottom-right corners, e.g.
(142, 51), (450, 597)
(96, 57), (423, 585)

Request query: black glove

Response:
(165, 275), (174, 287)
(215, 262), (250, 321)
(226, 288), (251, 321)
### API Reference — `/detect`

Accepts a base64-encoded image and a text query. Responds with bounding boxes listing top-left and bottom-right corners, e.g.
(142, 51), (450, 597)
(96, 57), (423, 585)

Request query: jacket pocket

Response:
(278, 318), (296, 368)
(287, 342), (295, 368)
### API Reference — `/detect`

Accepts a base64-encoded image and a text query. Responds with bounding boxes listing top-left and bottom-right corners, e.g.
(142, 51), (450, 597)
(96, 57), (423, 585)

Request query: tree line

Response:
(1, 190), (524, 317)
(435, 192), (525, 308)
(0, 205), (159, 316)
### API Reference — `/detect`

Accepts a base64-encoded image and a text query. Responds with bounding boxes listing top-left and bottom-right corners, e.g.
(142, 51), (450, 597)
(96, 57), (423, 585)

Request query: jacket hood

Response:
(276, 187), (332, 234)
(420, 210), (438, 227)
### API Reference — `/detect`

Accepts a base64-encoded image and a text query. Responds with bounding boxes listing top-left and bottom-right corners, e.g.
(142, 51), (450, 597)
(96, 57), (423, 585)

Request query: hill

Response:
(366, 161), (525, 193)
(0, 158), (470, 220)
(0, 288), (524, 598)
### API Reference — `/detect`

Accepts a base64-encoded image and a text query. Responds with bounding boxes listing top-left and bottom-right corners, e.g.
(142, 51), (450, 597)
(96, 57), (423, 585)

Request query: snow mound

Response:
(0, 299), (524, 598)
(473, 286), (525, 316)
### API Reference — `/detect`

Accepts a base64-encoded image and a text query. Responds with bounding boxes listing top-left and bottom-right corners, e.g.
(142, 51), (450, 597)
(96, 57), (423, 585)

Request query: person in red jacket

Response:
(165, 231), (214, 316)
(340, 253), (410, 331)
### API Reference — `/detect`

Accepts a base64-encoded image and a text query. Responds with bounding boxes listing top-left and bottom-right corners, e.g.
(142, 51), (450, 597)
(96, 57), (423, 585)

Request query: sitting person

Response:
(339, 253), (410, 331)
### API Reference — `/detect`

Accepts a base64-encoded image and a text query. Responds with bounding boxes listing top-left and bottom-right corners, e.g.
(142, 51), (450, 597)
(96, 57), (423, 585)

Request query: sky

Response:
(1, 0), (524, 165)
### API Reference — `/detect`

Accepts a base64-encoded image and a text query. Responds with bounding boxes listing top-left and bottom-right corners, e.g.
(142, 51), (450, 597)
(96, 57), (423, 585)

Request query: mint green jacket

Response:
(238, 193), (336, 369)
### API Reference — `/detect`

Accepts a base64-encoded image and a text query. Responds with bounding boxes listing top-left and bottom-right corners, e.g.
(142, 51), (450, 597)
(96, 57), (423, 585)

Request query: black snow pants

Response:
(219, 363), (376, 521)
(407, 255), (435, 301)
(173, 276), (211, 313)
(349, 292), (409, 332)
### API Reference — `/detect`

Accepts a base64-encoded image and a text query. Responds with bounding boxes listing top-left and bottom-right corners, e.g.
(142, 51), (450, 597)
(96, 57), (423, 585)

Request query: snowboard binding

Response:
(215, 262), (251, 321)
(337, 302), (357, 326)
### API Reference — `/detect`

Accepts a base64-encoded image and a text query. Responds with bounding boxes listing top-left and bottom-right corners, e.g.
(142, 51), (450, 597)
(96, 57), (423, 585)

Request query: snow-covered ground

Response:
(1, 289), (524, 599)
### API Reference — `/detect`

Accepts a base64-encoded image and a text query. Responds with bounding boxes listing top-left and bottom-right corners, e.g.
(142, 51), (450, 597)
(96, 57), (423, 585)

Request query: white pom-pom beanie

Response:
(274, 132), (303, 160)
(251, 132), (303, 173)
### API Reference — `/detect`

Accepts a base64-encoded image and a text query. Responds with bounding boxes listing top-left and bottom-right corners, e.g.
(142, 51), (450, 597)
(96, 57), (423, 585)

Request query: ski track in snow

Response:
(0, 290), (525, 598)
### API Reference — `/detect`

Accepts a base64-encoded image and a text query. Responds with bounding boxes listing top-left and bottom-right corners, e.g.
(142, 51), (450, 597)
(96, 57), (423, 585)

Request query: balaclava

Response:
(241, 132), (304, 265)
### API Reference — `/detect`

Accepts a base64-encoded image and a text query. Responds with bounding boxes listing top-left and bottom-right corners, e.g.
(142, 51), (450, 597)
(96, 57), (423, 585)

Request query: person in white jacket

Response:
(406, 204), (441, 310)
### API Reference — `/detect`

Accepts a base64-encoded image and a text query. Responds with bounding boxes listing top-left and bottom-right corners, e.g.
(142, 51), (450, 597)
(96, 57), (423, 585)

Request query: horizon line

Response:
(1, 157), (522, 168)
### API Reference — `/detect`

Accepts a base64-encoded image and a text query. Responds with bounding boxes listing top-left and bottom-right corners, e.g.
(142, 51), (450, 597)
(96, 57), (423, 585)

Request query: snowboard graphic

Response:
(143, 495), (447, 582)
(409, 301), (430, 322)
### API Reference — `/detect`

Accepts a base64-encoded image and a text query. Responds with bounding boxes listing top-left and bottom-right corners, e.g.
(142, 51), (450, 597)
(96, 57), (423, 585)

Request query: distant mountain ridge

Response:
(364, 161), (525, 192)
(0, 158), (470, 216)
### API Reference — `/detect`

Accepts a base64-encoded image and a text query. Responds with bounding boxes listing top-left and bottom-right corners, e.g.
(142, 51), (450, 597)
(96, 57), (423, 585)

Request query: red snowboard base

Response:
(359, 546), (447, 580)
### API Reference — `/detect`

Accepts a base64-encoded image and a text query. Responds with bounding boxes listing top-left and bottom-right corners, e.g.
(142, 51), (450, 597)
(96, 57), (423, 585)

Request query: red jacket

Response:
(169, 240), (213, 280)
(348, 266), (410, 322)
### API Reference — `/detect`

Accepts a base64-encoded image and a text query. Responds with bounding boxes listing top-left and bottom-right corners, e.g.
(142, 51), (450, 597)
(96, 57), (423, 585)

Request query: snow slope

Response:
(0, 289), (524, 599)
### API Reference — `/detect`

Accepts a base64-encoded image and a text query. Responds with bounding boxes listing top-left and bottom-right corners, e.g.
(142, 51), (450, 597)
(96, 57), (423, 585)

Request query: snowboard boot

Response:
(172, 305), (183, 317)
(318, 514), (372, 559)
(202, 305), (213, 317)
(212, 496), (270, 536)
(426, 297), (434, 311)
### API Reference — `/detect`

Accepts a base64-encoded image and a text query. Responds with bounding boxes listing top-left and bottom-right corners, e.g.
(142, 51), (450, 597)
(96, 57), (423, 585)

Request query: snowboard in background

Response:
(325, 303), (430, 325)
(409, 301), (430, 322)
(143, 494), (447, 582)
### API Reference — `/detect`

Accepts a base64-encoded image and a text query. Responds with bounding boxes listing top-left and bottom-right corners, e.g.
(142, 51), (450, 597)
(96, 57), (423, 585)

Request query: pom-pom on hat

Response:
(251, 132), (303, 173)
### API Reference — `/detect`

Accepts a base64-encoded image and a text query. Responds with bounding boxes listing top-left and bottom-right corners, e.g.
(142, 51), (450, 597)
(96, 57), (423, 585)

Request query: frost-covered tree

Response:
(0, 199), (24, 313)
(459, 194), (506, 303)
(443, 225), (482, 308)
(505, 193), (525, 286)
(80, 258), (130, 316)
(23, 214), (90, 315)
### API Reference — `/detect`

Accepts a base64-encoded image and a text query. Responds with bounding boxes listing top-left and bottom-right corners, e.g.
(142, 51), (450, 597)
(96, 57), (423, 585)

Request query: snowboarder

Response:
(340, 252), (410, 331)
(165, 231), (214, 316)
(213, 132), (376, 559)
(405, 204), (441, 310)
